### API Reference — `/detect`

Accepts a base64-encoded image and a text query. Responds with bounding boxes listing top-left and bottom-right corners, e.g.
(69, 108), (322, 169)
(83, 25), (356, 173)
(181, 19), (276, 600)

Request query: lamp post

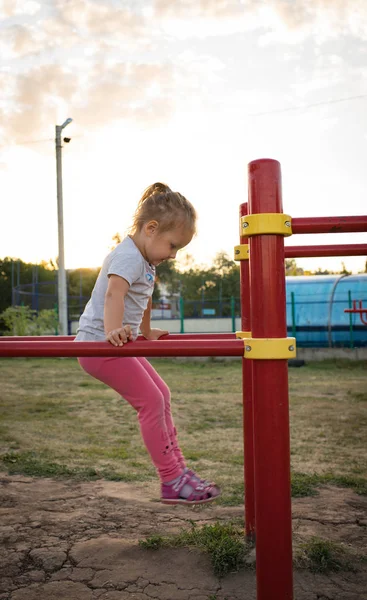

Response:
(55, 118), (72, 336)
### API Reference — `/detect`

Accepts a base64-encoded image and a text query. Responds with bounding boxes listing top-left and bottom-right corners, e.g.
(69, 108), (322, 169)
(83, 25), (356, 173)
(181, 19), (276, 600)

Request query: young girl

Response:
(75, 183), (220, 505)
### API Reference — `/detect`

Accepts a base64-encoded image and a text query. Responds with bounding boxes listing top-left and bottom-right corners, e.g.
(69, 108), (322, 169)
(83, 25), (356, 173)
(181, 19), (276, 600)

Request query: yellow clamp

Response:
(234, 244), (249, 261)
(236, 331), (252, 339)
(242, 337), (296, 359)
(240, 213), (293, 237)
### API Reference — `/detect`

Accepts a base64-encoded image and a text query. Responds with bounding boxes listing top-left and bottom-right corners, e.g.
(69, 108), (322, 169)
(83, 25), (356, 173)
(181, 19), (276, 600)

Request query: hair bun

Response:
(139, 182), (171, 204)
(152, 182), (171, 194)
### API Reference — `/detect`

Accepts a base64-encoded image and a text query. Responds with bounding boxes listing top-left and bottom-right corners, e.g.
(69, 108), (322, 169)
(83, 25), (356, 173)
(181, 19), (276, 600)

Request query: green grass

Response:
(140, 526), (366, 578)
(0, 358), (366, 502)
(295, 537), (363, 573)
(140, 524), (366, 578)
(1, 450), (148, 482)
(291, 471), (367, 497)
(1, 357), (366, 579)
(139, 520), (254, 577)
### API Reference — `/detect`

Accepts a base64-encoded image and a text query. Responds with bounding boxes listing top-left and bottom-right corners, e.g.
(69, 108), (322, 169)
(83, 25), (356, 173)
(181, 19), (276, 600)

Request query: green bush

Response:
(0, 306), (58, 336)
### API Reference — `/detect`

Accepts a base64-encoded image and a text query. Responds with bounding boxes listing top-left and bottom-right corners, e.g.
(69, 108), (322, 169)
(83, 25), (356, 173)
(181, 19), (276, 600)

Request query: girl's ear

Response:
(145, 220), (159, 236)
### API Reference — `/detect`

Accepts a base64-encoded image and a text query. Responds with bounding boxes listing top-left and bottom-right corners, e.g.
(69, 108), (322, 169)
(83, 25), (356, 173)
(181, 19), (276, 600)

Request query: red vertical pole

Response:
(248, 159), (293, 599)
(239, 202), (255, 539)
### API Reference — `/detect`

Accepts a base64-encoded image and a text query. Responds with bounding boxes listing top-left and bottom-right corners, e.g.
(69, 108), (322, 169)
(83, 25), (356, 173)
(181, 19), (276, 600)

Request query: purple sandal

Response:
(161, 471), (221, 505)
(184, 468), (215, 486)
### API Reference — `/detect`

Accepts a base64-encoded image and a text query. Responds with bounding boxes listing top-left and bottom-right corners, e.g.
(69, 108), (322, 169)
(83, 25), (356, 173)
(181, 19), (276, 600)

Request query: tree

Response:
(110, 233), (123, 250)
(0, 258), (56, 315)
(213, 251), (236, 275)
(338, 262), (351, 276)
(0, 258), (13, 314)
(0, 257), (102, 332)
(154, 261), (179, 301)
(285, 259), (304, 276)
(67, 268), (100, 317)
(154, 252), (241, 317)
(310, 262), (352, 276)
(313, 268), (332, 275)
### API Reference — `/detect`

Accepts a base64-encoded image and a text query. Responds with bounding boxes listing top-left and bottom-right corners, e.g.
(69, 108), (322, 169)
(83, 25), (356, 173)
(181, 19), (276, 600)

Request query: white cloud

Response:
(54, 0), (145, 36)
(154, 0), (367, 41)
(268, 0), (367, 38)
(0, 22), (75, 58)
(0, 2), (148, 59)
(0, 1), (197, 143)
(0, 58), (189, 143)
(0, 0), (41, 18)
(154, 0), (245, 19)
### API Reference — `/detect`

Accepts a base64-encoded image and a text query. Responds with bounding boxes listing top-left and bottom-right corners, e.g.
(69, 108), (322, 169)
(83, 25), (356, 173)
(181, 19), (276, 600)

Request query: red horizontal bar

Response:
(0, 333), (236, 343)
(292, 216), (367, 235)
(0, 339), (245, 358)
(0, 336), (74, 342)
(285, 243), (367, 258)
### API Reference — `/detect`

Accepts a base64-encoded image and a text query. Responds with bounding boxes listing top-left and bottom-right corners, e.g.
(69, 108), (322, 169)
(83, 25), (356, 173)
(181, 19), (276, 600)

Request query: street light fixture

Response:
(55, 118), (72, 336)
(61, 118), (73, 129)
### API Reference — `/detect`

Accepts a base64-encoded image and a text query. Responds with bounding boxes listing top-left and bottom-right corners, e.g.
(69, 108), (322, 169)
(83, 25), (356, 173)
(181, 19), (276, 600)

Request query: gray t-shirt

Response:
(75, 236), (155, 341)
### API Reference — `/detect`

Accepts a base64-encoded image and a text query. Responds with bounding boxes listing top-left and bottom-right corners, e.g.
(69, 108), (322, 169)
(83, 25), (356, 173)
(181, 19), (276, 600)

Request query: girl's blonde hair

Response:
(131, 182), (197, 235)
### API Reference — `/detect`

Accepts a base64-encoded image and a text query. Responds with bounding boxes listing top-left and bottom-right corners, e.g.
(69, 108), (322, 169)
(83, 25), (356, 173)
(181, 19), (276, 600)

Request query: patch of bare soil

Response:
(0, 474), (366, 600)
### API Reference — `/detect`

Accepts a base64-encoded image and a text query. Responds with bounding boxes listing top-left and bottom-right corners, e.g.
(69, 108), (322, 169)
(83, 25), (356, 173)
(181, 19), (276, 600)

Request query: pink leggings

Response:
(78, 356), (186, 483)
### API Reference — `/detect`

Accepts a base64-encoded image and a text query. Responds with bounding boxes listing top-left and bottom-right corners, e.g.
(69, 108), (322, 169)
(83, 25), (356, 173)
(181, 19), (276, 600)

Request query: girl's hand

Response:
(143, 328), (169, 341)
(106, 325), (133, 346)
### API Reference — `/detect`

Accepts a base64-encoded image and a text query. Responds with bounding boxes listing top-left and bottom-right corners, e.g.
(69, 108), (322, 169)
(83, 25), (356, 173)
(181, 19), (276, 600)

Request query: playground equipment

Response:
(1, 158), (366, 600)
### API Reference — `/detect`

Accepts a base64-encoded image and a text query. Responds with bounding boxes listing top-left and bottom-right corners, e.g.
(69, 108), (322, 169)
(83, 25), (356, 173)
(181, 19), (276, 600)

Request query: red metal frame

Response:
(292, 215), (367, 234)
(0, 333), (236, 342)
(285, 243), (367, 258)
(240, 202), (255, 539)
(248, 158), (293, 599)
(0, 339), (244, 358)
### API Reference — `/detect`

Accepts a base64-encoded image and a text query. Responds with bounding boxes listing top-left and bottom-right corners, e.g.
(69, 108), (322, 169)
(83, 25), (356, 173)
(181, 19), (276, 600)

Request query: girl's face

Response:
(143, 222), (193, 266)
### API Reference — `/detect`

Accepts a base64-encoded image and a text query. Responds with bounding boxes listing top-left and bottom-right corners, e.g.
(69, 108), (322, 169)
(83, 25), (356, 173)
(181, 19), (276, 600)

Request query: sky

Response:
(1, 0), (366, 274)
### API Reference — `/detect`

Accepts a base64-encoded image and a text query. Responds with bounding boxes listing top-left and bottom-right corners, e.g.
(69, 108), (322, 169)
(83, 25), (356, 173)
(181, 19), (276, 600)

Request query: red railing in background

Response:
(292, 215), (367, 234)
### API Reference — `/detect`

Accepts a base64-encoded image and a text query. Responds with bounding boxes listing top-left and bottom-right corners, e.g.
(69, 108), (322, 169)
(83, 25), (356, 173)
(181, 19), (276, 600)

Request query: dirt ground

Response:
(0, 473), (366, 600)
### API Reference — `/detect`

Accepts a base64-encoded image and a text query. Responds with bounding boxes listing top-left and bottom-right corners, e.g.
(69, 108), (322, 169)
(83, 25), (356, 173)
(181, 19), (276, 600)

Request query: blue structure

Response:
(286, 274), (367, 347)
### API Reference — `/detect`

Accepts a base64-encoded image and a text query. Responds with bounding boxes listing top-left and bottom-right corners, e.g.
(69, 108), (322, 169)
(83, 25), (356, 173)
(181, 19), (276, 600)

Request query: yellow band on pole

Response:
(236, 331), (252, 339)
(242, 337), (296, 359)
(234, 244), (249, 261)
(240, 214), (293, 237)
